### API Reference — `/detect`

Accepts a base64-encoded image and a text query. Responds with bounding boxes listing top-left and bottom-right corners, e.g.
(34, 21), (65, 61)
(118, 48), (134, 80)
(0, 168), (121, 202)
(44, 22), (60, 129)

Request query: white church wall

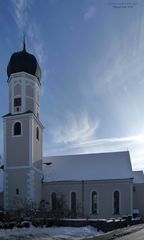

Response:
(5, 168), (30, 209)
(5, 116), (30, 167)
(33, 171), (42, 207)
(133, 183), (144, 217)
(42, 178), (133, 219)
(83, 179), (133, 219)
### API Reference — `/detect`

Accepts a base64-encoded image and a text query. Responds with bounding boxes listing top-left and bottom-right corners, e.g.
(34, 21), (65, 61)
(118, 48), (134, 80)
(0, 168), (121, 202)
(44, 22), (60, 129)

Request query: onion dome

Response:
(7, 40), (41, 81)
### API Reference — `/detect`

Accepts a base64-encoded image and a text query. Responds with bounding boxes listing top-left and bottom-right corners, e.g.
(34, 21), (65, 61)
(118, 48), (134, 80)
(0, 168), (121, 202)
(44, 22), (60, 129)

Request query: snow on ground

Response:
(0, 225), (103, 239)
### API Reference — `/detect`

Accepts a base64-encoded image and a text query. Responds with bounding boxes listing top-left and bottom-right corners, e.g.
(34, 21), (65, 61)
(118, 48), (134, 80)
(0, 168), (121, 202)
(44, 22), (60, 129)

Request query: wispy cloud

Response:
(84, 6), (95, 20)
(70, 135), (144, 156)
(10, 0), (47, 77)
(10, 0), (45, 63)
(84, 15), (144, 96)
(81, 16), (144, 135)
(11, 0), (31, 29)
(27, 23), (46, 65)
(50, 112), (99, 144)
(44, 133), (144, 170)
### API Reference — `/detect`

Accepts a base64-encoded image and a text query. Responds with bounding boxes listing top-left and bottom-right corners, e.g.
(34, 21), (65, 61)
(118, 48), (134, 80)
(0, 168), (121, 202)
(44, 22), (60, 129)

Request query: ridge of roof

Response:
(44, 150), (130, 159)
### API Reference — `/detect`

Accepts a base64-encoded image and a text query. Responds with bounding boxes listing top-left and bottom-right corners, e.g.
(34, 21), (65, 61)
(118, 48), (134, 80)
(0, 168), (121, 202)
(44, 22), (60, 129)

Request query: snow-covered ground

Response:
(0, 225), (103, 239)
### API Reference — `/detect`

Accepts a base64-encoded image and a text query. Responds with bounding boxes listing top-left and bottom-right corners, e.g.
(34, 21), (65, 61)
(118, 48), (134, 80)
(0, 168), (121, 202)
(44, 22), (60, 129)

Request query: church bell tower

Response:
(3, 40), (43, 209)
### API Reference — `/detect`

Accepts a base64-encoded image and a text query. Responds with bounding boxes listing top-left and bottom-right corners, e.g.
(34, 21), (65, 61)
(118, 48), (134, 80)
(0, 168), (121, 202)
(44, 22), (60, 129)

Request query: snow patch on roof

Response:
(43, 151), (133, 182)
(133, 171), (144, 183)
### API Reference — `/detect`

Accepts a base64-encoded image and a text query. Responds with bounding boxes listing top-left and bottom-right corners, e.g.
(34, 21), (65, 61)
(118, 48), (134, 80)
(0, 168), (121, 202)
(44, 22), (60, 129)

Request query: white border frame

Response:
(36, 126), (40, 142)
(112, 189), (121, 216)
(90, 190), (99, 215)
(69, 191), (77, 213)
(12, 120), (23, 137)
(50, 191), (57, 211)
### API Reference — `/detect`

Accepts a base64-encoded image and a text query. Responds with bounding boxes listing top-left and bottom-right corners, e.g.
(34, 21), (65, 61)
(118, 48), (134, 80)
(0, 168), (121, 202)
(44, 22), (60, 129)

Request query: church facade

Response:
(1, 44), (144, 219)
(42, 152), (133, 219)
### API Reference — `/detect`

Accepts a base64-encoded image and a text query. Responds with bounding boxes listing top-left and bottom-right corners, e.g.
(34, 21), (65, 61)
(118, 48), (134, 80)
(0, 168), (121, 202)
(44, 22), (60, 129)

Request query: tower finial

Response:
(23, 33), (26, 51)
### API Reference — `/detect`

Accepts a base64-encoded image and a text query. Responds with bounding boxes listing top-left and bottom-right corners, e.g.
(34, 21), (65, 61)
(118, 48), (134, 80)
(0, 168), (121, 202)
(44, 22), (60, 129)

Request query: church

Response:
(0, 42), (144, 219)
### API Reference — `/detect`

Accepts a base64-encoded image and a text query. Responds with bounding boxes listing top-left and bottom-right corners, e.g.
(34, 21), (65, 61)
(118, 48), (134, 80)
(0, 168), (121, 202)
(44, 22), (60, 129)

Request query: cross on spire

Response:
(23, 33), (26, 51)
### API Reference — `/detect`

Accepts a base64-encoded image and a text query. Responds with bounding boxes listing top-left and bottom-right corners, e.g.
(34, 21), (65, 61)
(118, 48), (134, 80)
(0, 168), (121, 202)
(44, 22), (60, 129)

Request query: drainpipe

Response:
(82, 180), (84, 217)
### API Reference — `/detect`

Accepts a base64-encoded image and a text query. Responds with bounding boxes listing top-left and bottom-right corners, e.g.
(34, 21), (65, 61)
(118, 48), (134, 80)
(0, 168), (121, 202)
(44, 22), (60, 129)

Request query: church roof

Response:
(43, 151), (133, 182)
(2, 110), (33, 118)
(133, 171), (144, 183)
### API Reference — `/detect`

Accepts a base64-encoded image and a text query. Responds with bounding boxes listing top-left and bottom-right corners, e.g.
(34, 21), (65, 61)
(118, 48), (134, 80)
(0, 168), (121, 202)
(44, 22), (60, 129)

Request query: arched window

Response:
(26, 84), (34, 97)
(92, 191), (97, 214)
(16, 188), (19, 195)
(71, 192), (76, 215)
(14, 84), (21, 95)
(14, 97), (21, 107)
(51, 192), (57, 211)
(113, 190), (120, 214)
(36, 127), (39, 140)
(14, 122), (21, 135)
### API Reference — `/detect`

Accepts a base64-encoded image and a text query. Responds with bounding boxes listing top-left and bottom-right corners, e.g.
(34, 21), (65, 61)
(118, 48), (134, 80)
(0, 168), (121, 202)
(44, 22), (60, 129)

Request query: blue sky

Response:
(0, 0), (144, 170)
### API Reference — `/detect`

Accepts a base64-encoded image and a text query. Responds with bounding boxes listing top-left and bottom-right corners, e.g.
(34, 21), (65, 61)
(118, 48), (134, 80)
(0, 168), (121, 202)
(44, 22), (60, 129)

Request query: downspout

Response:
(82, 180), (84, 217)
